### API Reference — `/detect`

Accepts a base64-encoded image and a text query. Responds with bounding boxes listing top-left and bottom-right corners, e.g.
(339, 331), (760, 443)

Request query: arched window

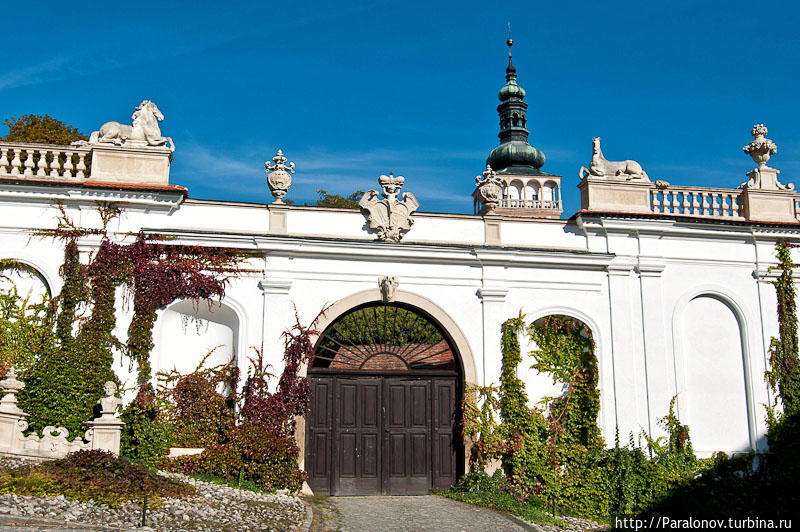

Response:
(0, 262), (51, 301)
(525, 181), (540, 207)
(312, 303), (456, 371)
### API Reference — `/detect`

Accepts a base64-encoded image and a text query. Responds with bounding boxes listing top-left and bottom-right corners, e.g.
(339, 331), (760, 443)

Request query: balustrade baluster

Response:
(23, 151), (34, 176)
(49, 151), (62, 178)
(649, 191), (658, 213)
(36, 150), (48, 177)
(682, 192), (691, 215)
(671, 192), (680, 214)
(75, 152), (87, 178)
(0, 149), (8, 176)
(63, 152), (74, 178)
(660, 191), (670, 213)
(10, 149), (21, 176)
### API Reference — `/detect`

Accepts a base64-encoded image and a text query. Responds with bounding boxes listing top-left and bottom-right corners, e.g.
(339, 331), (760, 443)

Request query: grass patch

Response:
(187, 472), (268, 494)
(0, 450), (192, 507)
(439, 471), (566, 527)
(441, 489), (565, 527)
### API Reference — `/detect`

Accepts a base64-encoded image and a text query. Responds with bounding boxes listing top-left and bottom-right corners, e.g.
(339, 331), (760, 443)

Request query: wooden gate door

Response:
(384, 378), (431, 494)
(334, 376), (382, 495)
(307, 374), (458, 496)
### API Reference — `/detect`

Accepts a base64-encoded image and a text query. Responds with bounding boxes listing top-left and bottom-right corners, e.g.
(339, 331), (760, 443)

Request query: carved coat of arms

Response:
(359, 174), (420, 242)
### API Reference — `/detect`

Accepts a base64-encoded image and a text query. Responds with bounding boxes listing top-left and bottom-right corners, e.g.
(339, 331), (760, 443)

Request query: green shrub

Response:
(0, 450), (192, 507)
(165, 422), (305, 492)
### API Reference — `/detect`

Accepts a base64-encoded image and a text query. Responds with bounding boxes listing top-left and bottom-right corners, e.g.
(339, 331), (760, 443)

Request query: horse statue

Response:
(82, 100), (174, 151)
(579, 137), (648, 181)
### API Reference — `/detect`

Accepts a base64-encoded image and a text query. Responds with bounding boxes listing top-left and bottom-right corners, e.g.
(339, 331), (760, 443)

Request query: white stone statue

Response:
(82, 100), (175, 151)
(97, 381), (122, 419)
(475, 165), (504, 213)
(579, 137), (649, 181)
(379, 276), (399, 302)
(265, 149), (295, 204)
(359, 173), (419, 242)
(741, 124), (793, 191)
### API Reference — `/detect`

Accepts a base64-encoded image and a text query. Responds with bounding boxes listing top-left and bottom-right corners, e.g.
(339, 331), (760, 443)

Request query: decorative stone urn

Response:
(475, 164), (503, 213)
(0, 367), (27, 417)
(265, 149), (295, 203)
(743, 124), (777, 168)
(741, 124), (793, 191)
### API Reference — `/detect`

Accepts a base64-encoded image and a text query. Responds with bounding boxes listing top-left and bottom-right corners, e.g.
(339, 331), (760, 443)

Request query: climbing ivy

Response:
(766, 240), (800, 418)
(9, 203), (250, 438)
(458, 312), (703, 520)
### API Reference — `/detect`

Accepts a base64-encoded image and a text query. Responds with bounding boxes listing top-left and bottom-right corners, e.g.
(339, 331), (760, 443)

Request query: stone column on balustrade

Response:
(87, 382), (124, 455)
(0, 368), (27, 454)
(740, 124), (798, 223)
(477, 287), (508, 387)
(635, 262), (675, 438)
(258, 278), (294, 388)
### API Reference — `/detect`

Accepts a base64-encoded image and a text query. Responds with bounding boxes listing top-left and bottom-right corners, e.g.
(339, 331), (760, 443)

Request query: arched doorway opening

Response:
(306, 301), (463, 495)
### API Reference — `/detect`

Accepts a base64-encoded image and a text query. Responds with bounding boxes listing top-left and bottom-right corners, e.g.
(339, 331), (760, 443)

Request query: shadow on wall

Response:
(154, 299), (239, 376)
(634, 413), (799, 522)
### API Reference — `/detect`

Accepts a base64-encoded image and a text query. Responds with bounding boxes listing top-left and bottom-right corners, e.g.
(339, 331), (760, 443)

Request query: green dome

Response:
(499, 80), (525, 101)
(487, 141), (545, 173)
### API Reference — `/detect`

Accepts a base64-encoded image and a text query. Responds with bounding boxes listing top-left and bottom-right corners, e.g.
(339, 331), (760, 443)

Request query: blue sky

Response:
(2, 1), (799, 216)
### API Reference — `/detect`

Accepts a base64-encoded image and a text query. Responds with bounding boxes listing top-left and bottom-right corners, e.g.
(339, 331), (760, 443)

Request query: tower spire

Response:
(506, 24), (516, 81)
(485, 34), (546, 175)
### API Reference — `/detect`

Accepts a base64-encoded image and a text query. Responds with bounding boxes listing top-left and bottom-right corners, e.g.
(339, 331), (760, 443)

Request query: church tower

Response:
(474, 39), (563, 218)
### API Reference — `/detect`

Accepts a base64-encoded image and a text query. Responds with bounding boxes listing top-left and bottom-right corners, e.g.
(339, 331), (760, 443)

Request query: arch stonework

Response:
(310, 288), (478, 385)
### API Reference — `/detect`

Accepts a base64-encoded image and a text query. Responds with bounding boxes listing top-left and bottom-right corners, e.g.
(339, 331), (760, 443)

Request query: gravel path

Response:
(0, 470), (310, 531)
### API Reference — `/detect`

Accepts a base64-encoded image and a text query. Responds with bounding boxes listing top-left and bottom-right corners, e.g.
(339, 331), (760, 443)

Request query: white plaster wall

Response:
(680, 295), (751, 456)
(1, 183), (798, 457)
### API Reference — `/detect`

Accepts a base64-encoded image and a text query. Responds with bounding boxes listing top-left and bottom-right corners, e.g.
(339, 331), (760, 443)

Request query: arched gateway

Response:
(306, 297), (465, 495)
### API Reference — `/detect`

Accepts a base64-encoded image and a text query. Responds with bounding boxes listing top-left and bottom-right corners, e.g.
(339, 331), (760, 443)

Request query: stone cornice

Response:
(0, 181), (184, 211)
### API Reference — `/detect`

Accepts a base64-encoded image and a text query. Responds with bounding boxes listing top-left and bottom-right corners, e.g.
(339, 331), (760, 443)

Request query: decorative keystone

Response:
(475, 164), (504, 213)
(379, 276), (399, 302)
(265, 149), (295, 204)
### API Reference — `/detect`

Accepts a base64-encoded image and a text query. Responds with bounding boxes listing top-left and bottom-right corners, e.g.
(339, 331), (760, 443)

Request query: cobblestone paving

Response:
(328, 495), (538, 532)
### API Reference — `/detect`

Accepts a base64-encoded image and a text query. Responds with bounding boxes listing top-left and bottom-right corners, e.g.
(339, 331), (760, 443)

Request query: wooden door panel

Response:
(334, 377), (381, 495)
(432, 378), (457, 491)
(385, 378), (431, 494)
(307, 378), (333, 494)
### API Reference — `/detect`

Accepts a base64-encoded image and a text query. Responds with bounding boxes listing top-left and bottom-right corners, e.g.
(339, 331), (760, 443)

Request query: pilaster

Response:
(635, 261), (673, 436)
(259, 278), (293, 389)
(478, 287), (508, 386)
(605, 259), (643, 439)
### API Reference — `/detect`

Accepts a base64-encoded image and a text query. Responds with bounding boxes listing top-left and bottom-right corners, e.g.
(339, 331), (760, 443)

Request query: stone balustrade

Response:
(649, 185), (744, 219)
(499, 198), (562, 210)
(0, 368), (123, 459)
(0, 142), (91, 180)
(580, 175), (799, 224)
